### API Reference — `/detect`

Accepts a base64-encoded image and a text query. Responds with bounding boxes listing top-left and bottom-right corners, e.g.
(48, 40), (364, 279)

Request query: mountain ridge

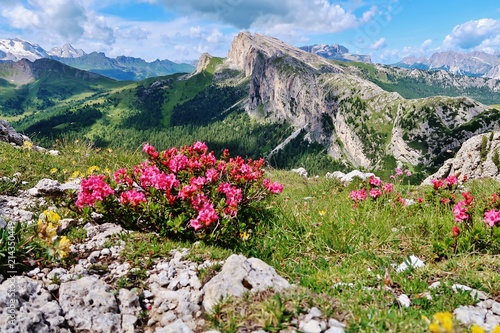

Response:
(0, 38), (195, 80)
(394, 50), (500, 79)
(299, 43), (372, 63)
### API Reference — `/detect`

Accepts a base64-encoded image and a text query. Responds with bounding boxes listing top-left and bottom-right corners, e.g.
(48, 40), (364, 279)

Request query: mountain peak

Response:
(0, 38), (48, 61)
(226, 31), (341, 76)
(48, 44), (86, 58)
(299, 43), (372, 63)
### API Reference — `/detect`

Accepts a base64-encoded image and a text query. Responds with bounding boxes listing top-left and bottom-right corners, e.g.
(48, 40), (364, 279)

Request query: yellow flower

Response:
(107, 148), (113, 153)
(240, 231), (250, 240)
(41, 210), (61, 224)
(22, 141), (33, 150)
(429, 323), (444, 333)
(428, 312), (454, 333)
(318, 210), (326, 216)
(87, 165), (100, 174)
(46, 222), (57, 239)
(492, 325), (500, 333)
(103, 167), (111, 175)
(57, 236), (72, 258)
(71, 170), (83, 179)
(50, 168), (58, 174)
(471, 325), (485, 333)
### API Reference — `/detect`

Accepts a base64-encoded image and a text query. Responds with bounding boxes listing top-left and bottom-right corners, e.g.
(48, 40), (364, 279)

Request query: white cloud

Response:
(0, 0), (115, 44)
(421, 39), (432, 51)
(1, 5), (41, 29)
(83, 15), (115, 44)
(371, 39), (438, 64)
(155, 0), (378, 35)
(370, 37), (386, 50)
(443, 18), (500, 50)
(116, 27), (151, 41)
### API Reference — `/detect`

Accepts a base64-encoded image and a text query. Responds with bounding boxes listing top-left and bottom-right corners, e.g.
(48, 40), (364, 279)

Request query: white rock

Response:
(396, 255), (424, 272)
(397, 294), (411, 308)
(300, 319), (322, 333)
(325, 327), (346, 333)
(453, 306), (487, 326)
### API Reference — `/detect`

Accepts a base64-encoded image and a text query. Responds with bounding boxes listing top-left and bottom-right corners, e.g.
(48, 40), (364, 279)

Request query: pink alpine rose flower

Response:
(445, 175), (458, 187)
(350, 189), (367, 202)
(263, 179), (284, 194)
(453, 201), (469, 222)
(382, 183), (393, 193)
(120, 190), (146, 206)
(369, 188), (382, 199)
(192, 141), (208, 153)
(76, 175), (114, 209)
(143, 143), (159, 159)
(431, 178), (444, 190)
(484, 209), (500, 227)
(369, 176), (381, 187)
(114, 168), (133, 186)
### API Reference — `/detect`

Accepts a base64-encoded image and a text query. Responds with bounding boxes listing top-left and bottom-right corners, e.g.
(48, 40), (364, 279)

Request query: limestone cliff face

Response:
(423, 132), (500, 183)
(213, 32), (500, 170)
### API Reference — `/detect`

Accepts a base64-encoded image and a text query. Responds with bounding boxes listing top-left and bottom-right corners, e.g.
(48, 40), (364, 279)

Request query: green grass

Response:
(1, 141), (499, 333)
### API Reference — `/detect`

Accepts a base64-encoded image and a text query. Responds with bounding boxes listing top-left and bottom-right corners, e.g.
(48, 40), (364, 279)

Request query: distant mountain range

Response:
(393, 51), (500, 79)
(0, 38), (195, 80)
(299, 44), (372, 63)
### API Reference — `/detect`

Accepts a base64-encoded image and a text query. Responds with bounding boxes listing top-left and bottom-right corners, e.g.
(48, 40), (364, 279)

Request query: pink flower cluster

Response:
(453, 201), (469, 222)
(76, 142), (284, 233)
(349, 175), (393, 202)
(452, 192), (474, 223)
(350, 188), (367, 201)
(431, 175), (459, 190)
(484, 209), (500, 227)
(76, 175), (114, 209)
(120, 190), (146, 206)
(190, 194), (219, 230)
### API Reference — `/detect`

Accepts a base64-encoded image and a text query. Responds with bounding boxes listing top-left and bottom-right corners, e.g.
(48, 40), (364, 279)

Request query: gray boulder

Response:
(0, 276), (67, 333)
(59, 276), (122, 332)
(202, 254), (291, 312)
(0, 120), (30, 146)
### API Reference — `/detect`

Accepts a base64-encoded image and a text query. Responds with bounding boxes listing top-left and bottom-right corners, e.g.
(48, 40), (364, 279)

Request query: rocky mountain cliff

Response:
(300, 43), (372, 63)
(394, 50), (500, 79)
(205, 32), (500, 171)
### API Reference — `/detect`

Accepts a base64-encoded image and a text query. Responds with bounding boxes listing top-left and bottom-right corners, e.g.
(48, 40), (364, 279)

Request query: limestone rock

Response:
(0, 276), (66, 333)
(423, 132), (500, 184)
(202, 254), (291, 312)
(0, 120), (31, 146)
(59, 276), (121, 332)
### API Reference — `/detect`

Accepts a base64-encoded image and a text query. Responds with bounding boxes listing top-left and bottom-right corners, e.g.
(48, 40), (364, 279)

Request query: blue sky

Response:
(0, 0), (499, 63)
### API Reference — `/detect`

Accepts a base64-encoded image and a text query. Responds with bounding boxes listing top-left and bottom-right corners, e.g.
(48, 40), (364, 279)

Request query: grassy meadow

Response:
(1, 140), (500, 333)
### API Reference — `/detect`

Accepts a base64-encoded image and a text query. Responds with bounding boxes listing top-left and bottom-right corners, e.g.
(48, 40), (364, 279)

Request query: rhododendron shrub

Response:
(428, 176), (500, 256)
(75, 142), (283, 246)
